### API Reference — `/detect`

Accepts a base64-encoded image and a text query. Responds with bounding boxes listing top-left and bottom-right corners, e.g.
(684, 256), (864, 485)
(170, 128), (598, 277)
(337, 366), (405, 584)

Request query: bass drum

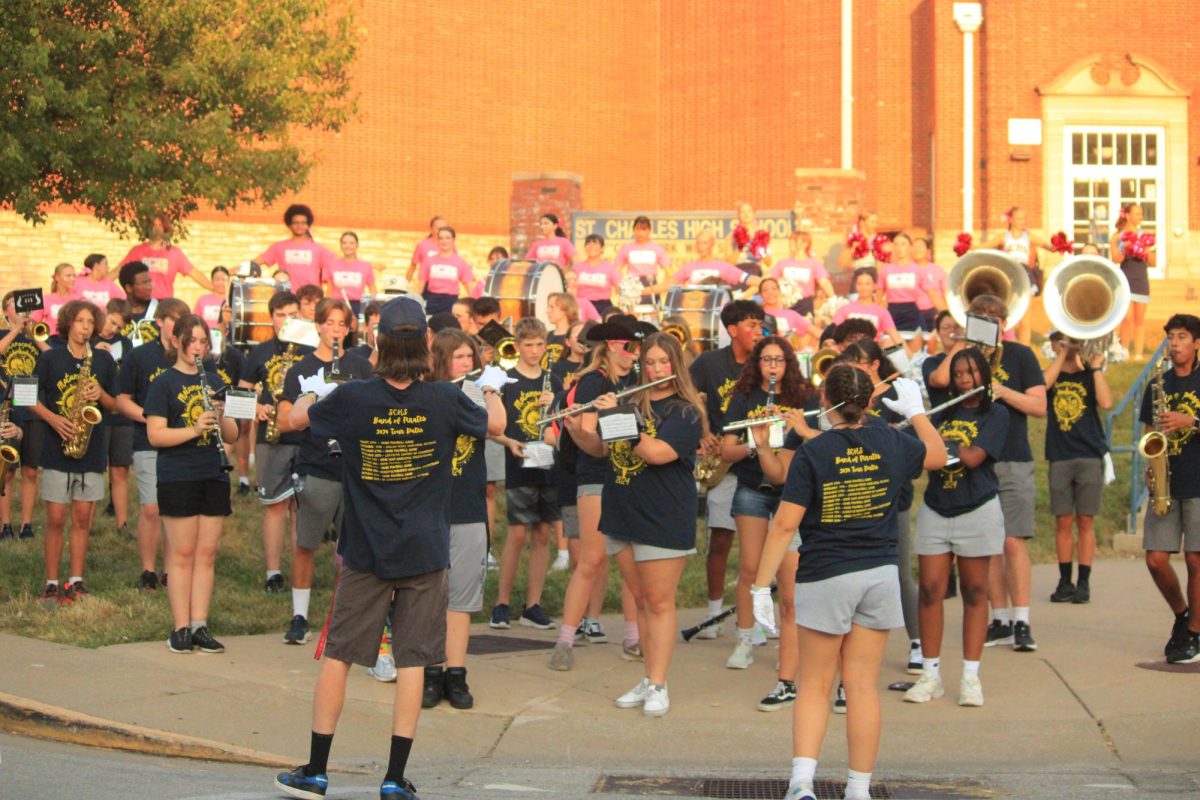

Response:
(231, 278), (287, 349)
(484, 259), (564, 325)
(664, 285), (732, 355)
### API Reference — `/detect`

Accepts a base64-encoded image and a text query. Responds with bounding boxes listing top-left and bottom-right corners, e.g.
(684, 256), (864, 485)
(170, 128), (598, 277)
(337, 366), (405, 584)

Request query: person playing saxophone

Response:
(1141, 314), (1200, 664)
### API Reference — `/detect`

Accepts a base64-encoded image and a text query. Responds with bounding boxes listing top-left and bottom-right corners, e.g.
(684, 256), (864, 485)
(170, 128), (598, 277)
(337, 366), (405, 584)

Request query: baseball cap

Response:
(377, 297), (427, 340)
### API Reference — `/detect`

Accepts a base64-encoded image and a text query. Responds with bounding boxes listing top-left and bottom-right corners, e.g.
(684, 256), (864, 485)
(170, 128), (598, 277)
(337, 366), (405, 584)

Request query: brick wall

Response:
(509, 173), (584, 257)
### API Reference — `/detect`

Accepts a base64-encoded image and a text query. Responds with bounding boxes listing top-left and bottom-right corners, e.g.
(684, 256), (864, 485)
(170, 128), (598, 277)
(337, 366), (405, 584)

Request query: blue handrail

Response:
(1104, 339), (1168, 534)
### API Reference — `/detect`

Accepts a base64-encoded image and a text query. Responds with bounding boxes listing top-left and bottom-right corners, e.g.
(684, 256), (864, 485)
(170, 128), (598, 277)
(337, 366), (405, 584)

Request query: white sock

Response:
(993, 607), (1011, 624)
(736, 626), (755, 644)
(790, 756), (817, 790)
(292, 588), (311, 619)
(707, 598), (723, 617)
(845, 768), (872, 800)
(962, 659), (980, 678)
(239, 476), (249, 486)
(922, 657), (941, 678)
(45, 579), (59, 588)
(68, 575), (82, 586)
(189, 620), (206, 632)
(1014, 606), (1030, 624)
(266, 569), (281, 580)
(556, 548), (568, 559)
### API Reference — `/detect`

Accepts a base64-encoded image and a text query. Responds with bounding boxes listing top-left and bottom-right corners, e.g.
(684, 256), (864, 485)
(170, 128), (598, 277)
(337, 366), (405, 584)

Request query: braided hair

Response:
(822, 363), (874, 425)
(947, 347), (993, 416)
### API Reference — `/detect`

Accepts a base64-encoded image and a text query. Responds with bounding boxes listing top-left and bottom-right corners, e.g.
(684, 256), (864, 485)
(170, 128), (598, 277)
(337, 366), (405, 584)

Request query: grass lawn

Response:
(0, 355), (1151, 648)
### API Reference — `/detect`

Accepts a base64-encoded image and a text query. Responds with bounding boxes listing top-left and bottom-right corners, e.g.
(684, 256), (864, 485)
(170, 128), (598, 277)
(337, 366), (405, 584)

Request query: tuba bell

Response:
(808, 347), (839, 388)
(1042, 255), (1131, 362)
(946, 249), (1031, 332)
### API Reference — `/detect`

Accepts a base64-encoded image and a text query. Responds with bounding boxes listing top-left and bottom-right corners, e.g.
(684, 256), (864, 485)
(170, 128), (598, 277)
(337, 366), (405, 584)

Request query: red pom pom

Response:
(871, 233), (892, 264)
(953, 232), (972, 257)
(847, 231), (869, 260)
(750, 229), (771, 259)
(732, 224), (750, 251)
(1050, 231), (1074, 255)
(1120, 230), (1151, 260)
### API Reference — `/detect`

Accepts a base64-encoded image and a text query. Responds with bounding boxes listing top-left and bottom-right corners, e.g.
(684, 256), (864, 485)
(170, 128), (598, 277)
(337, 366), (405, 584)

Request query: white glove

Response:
(475, 365), (518, 393)
(881, 377), (926, 420)
(299, 369), (336, 400)
(751, 585), (777, 637)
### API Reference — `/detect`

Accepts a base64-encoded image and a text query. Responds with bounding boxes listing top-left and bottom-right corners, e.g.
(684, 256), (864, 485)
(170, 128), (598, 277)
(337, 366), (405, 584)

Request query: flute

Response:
(537, 375), (676, 427)
(451, 369), (483, 385)
(894, 385), (987, 430)
(722, 376), (895, 433)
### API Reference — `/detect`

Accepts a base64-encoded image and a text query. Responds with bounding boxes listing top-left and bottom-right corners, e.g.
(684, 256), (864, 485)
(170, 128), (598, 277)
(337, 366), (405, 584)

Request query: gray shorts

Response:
(108, 425), (134, 468)
(449, 522), (487, 612)
(1049, 458), (1103, 517)
(577, 482), (603, 499)
(915, 496), (1005, 557)
(561, 504), (580, 539)
(794, 564), (903, 634)
(604, 534), (696, 562)
(485, 439), (505, 483)
(995, 460), (1036, 538)
(296, 475), (342, 551)
(133, 450), (158, 506)
(41, 469), (106, 504)
(323, 566), (448, 669)
(705, 472), (736, 532)
(506, 484), (561, 525)
(255, 443), (298, 505)
(1144, 497), (1200, 553)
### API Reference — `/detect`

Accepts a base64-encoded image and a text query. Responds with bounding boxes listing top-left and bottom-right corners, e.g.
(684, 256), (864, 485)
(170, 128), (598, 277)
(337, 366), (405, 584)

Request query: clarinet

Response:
(196, 356), (233, 473)
(326, 339), (346, 457)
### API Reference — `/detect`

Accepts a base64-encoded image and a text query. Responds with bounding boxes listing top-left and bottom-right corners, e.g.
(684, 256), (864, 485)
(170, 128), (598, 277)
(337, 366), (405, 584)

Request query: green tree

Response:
(0, 0), (357, 238)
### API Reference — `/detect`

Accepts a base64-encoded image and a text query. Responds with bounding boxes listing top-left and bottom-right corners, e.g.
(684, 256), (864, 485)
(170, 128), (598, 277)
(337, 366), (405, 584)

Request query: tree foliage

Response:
(0, 0), (358, 238)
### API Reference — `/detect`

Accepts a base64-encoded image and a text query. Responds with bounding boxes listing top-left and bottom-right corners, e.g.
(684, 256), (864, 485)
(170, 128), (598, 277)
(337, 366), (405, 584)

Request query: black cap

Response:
(585, 314), (658, 342)
(377, 297), (427, 340)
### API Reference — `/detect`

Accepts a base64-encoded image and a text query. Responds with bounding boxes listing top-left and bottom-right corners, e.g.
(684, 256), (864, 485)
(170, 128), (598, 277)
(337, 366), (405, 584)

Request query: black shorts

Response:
(108, 425), (134, 467)
(888, 301), (922, 333)
(18, 419), (45, 468)
(158, 479), (233, 518)
(920, 308), (937, 332)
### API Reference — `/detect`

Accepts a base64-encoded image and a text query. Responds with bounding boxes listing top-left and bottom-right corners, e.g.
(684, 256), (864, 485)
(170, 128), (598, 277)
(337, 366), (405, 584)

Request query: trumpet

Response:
(808, 348), (838, 388)
(494, 337), (519, 370)
(538, 375), (676, 428)
(28, 320), (49, 342)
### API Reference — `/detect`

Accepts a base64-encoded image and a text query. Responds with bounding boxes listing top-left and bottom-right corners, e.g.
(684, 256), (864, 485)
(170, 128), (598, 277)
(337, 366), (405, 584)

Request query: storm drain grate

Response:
(595, 776), (992, 799)
(467, 634), (554, 655)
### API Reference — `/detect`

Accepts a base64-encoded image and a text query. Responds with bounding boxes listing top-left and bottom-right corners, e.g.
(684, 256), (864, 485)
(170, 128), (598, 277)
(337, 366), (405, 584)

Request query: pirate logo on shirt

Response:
(265, 351), (302, 396)
(136, 319), (159, 345)
(1053, 382), (1088, 432)
(717, 378), (737, 413)
(514, 389), (546, 439)
(937, 418), (979, 490)
(178, 383), (216, 445)
(216, 367), (233, 387)
(992, 360), (1010, 386)
(54, 369), (92, 418)
(451, 433), (478, 477)
(610, 414), (657, 486)
(541, 344), (564, 370)
(1165, 390), (1200, 456)
(2, 340), (37, 377)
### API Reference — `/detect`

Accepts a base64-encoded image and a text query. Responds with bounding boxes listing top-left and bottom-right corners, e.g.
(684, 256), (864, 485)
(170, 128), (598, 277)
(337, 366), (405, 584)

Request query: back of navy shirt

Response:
(571, 369), (635, 487)
(282, 351), (374, 481)
(143, 366), (230, 483)
(782, 423), (925, 583)
(1046, 368), (1107, 461)
(1139, 364), (1200, 499)
(923, 403), (1009, 517)
(118, 339), (171, 451)
(689, 346), (746, 433)
(309, 378), (488, 579)
(992, 342), (1045, 463)
(37, 345), (119, 474)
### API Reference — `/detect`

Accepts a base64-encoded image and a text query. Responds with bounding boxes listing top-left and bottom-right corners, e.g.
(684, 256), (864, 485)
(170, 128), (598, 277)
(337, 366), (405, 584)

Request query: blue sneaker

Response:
(274, 766), (328, 799)
(380, 777), (420, 799)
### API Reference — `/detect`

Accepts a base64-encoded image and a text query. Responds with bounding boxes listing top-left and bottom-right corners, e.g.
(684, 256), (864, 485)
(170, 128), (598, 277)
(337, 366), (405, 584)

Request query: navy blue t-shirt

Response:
(117, 339), (171, 451)
(210, 345), (247, 392)
(571, 369), (635, 487)
(923, 403), (1009, 517)
(36, 345), (118, 474)
(309, 378), (489, 578)
(550, 355), (584, 392)
(243, 337), (313, 445)
(782, 424), (926, 583)
(1046, 368), (1107, 461)
(1139, 364), (1200, 499)
(992, 342), (1045, 463)
(921, 353), (951, 410)
(93, 334), (135, 428)
(447, 381), (489, 525)
(1, 330), (42, 423)
(599, 397), (702, 550)
(725, 386), (815, 492)
(689, 346), (746, 433)
(143, 366), (230, 483)
(282, 351), (374, 481)
(502, 368), (563, 489)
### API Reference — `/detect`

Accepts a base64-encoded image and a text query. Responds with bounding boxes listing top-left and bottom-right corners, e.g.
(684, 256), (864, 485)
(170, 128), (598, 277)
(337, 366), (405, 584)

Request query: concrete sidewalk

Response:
(2, 558), (1199, 796)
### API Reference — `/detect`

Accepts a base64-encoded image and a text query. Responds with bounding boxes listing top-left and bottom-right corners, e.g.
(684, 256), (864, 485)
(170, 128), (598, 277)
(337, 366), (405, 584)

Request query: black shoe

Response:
(984, 620), (1014, 647)
(167, 627), (194, 654)
(237, 482), (251, 497)
(488, 603), (510, 630)
(138, 570), (159, 591)
(1071, 582), (1090, 604)
(265, 573), (287, 593)
(0, 523), (13, 540)
(191, 626), (226, 654)
(945, 566), (958, 599)
(18, 523), (33, 540)
(275, 765), (328, 799)
(104, 501), (115, 517)
(1013, 621), (1037, 652)
(422, 666), (444, 708)
(284, 614), (310, 645)
(1167, 612), (1191, 656)
(519, 603), (553, 629)
(444, 667), (474, 709)
(1050, 578), (1076, 603)
(380, 777), (419, 799)
(1167, 632), (1200, 664)
(160, 572), (168, 588)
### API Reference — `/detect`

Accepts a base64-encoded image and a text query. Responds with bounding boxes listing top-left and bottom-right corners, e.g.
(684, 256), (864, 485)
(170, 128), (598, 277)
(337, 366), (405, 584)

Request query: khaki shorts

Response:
(705, 472), (737, 532)
(323, 566), (449, 669)
(133, 450), (158, 505)
(41, 469), (105, 504)
(1049, 458), (1103, 517)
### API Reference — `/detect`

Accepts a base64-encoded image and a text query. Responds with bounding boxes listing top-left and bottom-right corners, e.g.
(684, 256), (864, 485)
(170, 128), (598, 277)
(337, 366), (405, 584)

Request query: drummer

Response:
(615, 216), (672, 303)
(413, 226), (476, 315)
(674, 229), (760, 293)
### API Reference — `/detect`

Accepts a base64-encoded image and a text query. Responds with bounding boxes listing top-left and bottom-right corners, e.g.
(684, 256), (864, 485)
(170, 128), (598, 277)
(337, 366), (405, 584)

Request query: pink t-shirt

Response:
(578, 298), (601, 323)
(573, 261), (621, 302)
(878, 263), (926, 304)
(617, 242), (670, 279)
(770, 258), (828, 297)
(916, 264), (947, 311)
(526, 237), (577, 267)
(72, 277), (126, 307)
(411, 238), (441, 269)
(194, 294), (225, 327)
(674, 260), (748, 287)
(325, 258), (374, 301)
(419, 254), (474, 296)
(257, 239), (333, 290)
(765, 307), (811, 338)
(120, 243), (195, 300)
(34, 292), (72, 336)
(832, 301), (896, 339)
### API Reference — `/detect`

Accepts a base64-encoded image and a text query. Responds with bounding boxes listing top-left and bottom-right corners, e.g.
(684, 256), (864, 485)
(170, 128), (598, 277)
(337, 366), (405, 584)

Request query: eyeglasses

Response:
(759, 356), (787, 365)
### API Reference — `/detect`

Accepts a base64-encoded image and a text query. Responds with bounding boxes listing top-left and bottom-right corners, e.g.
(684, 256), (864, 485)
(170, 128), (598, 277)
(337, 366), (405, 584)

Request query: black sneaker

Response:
(275, 765), (328, 799)
(265, 573), (287, 594)
(160, 572), (168, 588)
(832, 682), (847, 714)
(945, 565), (958, 599)
(1071, 582), (1090, 605)
(422, 666), (444, 708)
(519, 603), (553, 629)
(756, 680), (796, 712)
(284, 614), (310, 645)
(18, 523), (33, 540)
(380, 777), (419, 799)
(138, 570), (159, 591)
(444, 667), (474, 709)
(985, 620), (1014, 647)
(237, 481), (251, 497)
(0, 523), (14, 540)
(167, 627), (194, 654)
(1050, 578), (1075, 603)
(488, 603), (510, 630)
(1167, 632), (1200, 665)
(1166, 612), (1190, 656)
(191, 626), (225, 653)
(1013, 621), (1037, 652)
(40, 582), (62, 608)
(104, 501), (115, 517)
(69, 580), (90, 600)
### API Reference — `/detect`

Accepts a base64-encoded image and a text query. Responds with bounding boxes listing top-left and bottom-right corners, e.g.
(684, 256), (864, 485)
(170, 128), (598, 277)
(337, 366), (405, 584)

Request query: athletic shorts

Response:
(561, 504), (580, 539)
(1049, 458), (1103, 517)
(485, 439), (505, 483)
(604, 534), (696, 562)
(296, 475), (342, 550)
(448, 522), (487, 613)
(577, 483), (603, 499)
(888, 302), (923, 337)
(255, 443), (298, 505)
(1144, 497), (1200, 553)
(731, 484), (781, 520)
(133, 450), (158, 505)
(41, 469), (105, 504)
(107, 425), (134, 468)
(323, 566), (448, 669)
(158, 479), (232, 518)
(705, 472), (737, 532)
(794, 564), (903, 635)
(995, 460), (1036, 538)
(919, 308), (936, 333)
(506, 485), (561, 525)
(915, 496), (1005, 558)
(17, 419), (45, 468)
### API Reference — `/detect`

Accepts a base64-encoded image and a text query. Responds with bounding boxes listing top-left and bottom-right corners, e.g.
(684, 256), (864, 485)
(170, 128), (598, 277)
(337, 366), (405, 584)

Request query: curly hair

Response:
(732, 335), (810, 408)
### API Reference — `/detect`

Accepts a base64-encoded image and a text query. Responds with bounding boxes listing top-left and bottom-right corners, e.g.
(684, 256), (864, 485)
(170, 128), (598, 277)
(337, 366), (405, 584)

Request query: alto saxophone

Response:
(1139, 355), (1172, 516)
(264, 343), (296, 444)
(64, 347), (103, 459)
(0, 399), (20, 492)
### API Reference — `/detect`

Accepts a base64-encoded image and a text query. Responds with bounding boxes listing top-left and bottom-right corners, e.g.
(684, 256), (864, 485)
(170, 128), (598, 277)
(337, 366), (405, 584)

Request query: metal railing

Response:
(1104, 339), (1168, 534)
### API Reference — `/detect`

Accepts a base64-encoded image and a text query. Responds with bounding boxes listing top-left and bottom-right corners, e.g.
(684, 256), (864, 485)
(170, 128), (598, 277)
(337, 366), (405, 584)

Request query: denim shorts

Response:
(731, 484), (781, 520)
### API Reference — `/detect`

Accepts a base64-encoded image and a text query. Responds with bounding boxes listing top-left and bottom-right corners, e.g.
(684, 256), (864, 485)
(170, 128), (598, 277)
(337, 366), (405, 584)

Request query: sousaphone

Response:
(1042, 255), (1131, 360)
(946, 249), (1031, 331)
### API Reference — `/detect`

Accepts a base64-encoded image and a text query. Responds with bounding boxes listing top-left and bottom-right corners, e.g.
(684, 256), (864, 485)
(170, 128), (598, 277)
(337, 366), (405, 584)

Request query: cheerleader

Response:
(33, 263), (76, 338)
(837, 211), (881, 271)
(412, 226), (474, 316)
(616, 216), (672, 302)
(593, 333), (705, 716)
(770, 230), (835, 316)
(144, 314), (238, 653)
(121, 214), (214, 299)
(832, 269), (903, 347)
(877, 233), (930, 353)
(759, 279), (813, 348)
(978, 206), (1057, 346)
(752, 366), (945, 800)
(911, 237), (947, 337)
(193, 267), (230, 332)
(405, 215), (449, 284)
(573, 234), (621, 315)
(325, 232), (377, 317)
(726, 203), (774, 271)
(1109, 203), (1155, 361)
(525, 214), (577, 268)
(255, 204), (334, 292)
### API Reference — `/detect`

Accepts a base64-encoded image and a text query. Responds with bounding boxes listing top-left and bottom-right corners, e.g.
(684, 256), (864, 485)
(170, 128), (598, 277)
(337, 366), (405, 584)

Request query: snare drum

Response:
(484, 260), (564, 325)
(231, 278), (285, 348)
(664, 285), (732, 354)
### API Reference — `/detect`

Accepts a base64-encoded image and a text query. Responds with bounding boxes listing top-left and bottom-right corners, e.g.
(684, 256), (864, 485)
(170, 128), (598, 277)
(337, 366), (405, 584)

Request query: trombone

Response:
(537, 375), (676, 428)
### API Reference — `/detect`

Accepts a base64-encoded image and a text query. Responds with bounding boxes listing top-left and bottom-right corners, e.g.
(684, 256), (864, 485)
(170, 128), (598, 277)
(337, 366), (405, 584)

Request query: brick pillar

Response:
(792, 168), (869, 294)
(510, 172), (584, 258)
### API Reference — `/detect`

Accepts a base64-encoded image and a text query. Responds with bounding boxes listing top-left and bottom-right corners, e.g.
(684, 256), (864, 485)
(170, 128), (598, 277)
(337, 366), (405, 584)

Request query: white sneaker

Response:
(485, 552), (498, 570)
(693, 618), (722, 639)
(615, 677), (651, 709)
(903, 672), (945, 703)
(550, 551), (570, 572)
(906, 641), (923, 674)
(958, 673), (984, 707)
(725, 640), (754, 669)
(367, 653), (397, 683)
(750, 625), (768, 646)
(642, 684), (669, 717)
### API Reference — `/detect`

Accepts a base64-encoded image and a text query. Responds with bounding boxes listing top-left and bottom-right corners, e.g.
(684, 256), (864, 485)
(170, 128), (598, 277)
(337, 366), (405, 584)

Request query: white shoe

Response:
(693, 618), (722, 639)
(958, 673), (984, 707)
(903, 672), (945, 703)
(750, 625), (768, 646)
(726, 640), (754, 669)
(906, 641), (923, 675)
(367, 654), (397, 683)
(642, 684), (669, 717)
(485, 552), (498, 570)
(615, 677), (651, 709)
(550, 551), (570, 572)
